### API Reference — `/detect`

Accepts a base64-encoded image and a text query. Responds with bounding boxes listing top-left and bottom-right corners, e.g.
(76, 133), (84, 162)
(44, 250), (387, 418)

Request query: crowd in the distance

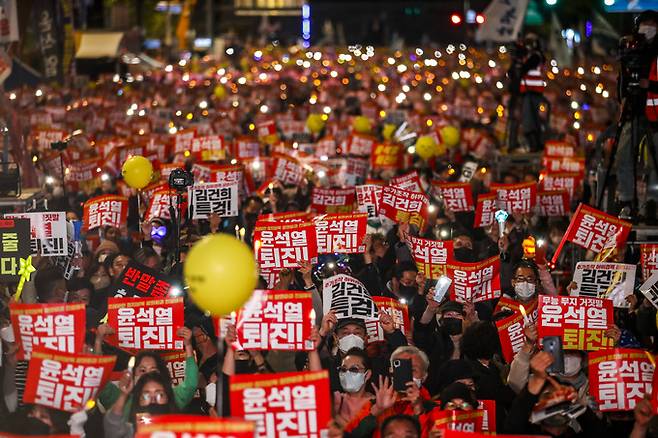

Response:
(0, 41), (655, 438)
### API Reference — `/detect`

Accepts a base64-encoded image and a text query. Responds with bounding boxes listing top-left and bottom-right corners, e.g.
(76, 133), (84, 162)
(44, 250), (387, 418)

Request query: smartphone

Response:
(542, 336), (565, 375)
(392, 358), (413, 392)
(434, 276), (452, 303)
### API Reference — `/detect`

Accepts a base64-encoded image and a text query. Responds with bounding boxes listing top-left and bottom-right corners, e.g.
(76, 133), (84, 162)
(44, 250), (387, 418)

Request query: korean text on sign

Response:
(379, 185), (429, 230)
(188, 181), (239, 219)
(433, 182), (474, 213)
(408, 235), (454, 279)
(234, 290), (314, 351)
(391, 171), (423, 193)
(491, 182), (537, 214)
(4, 211), (68, 257)
(273, 156), (304, 186)
(537, 190), (570, 217)
(135, 415), (255, 438)
(366, 297), (409, 343)
(572, 262), (636, 308)
(537, 295), (615, 351)
(10, 302), (86, 360)
(322, 274), (377, 320)
(82, 195), (128, 231)
(313, 213), (367, 254)
(495, 298), (538, 363)
(106, 297), (185, 351)
(355, 184), (382, 219)
(0, 218), (31, 279)
(161, 351), (187, 386)
(641, 244), (658, 281)
(431, 410), (485, 433)
(310, 188), (356, 214)
(23, 347), (116, 412)
(230, 370), (331, 438)
(559, 203), (632, 256)
(111, 261), (174, 299)
(447, 256), (501, 303)
(588, 349), (654, 411)
(473, 192), (497, 228)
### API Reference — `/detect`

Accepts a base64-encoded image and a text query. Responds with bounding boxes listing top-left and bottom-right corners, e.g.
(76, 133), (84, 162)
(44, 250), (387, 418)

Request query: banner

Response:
(551, 204), (632, 264)
(23, 347), (116, 412)
(408, 236), (454, 279)
(588, 349), (654, 411)
(230, 370), (331, 438)
(310, 188), (356, 214)
(540, 172), (583, 198)
(491, 182), (537, 214)
(0, 0), (19, 43)
(191, 135), (224, 160)
(109, 261), (176, 299)
(232, 290), (314, 351)
(641, 244), (658, 281)
(479, 400), (497, 433)
(473, 192), (497, 228)
(4, 212), (67, 257)
(391, 171), (423, 193)
(475, 0), (529, 43)
(10, 303), (85, 361)
(273, 155), (304, 186)
(434, 182), (474, 212)
(572, 262), (636, 308)
(34, 0), (62, 81)
(135, 415), (255, 438)
(432, 409), (485, 433)
(322, 274), (377, 320)
(447, 256), (501, 303)
(161, 351), (187, 386)
(495, 298), (538, 363)
(379, 186), (429, 230)
(356, 184), (382, 219)
(106, 297), (185, 351)
(640, 271), (658, 309)
(366, 297), (409, 343)
(173, 129), (196, 154)
(0, 218), (30, 280)
(146, 190), (180, 221)
(371, 143), (402, 171)
(537, 190), (570, 217)
(188, 181), (239, 219)
(82, 195), (128, 231)
(313, 213), (367, 254)
(544, 141), (576, 158)
(253, 221), (318, 287)
(543, 156), (586, 174)
(537, 295), (615, 351)
(257, 211), (310, 224)
(344, 133), (376, 156)
(443, 431), (545, 438)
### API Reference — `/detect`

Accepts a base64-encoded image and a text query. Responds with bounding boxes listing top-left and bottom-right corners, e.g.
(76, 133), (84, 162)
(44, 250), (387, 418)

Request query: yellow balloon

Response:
(121, 155), (153, 189)
(184, 234), (258, 317)
(353, 116), (372, 134)
(415, 135), (437, 160)
(213, 85), (226, 99)
(382, 123), (396, 141)
(440, 126), (460, 147)
(306, 114), (325, 134)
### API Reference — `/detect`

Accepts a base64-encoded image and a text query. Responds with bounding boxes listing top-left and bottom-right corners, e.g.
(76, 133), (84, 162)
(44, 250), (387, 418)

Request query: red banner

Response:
(66, 158), (101, 183)
(191, 135), (224, 159)
(112, 261), (175, 298)
(391, 171), (423, 193)
(145, 190), (186, 221)
(442, 430), (546, 438)
(473, 192), (497, 228)
(82, 195), (128, 231)
(253, 221), (318, 287)
(544, 140), (576, 158)
(431, 410), (485, 433)
(371, 142), (402, 170)
(257, 211), (310, 224)
(313, 213), (366, 254)
(273, 155), (304, 186)
(23, 347), (116, 412)
(542, 156), (586, 174)
(588, 348), (654, 411)
(447, 256), (501, 303)
(491, 182), (537, 214)
(551, 204), (632, 265)
(344, 133), (376, 156)
(106, 297), (185, 351)
(356, 184), (382, 219)
(366, 297), (410, 343)
(537, 295), (615, 351)
(641, 244), (658, 281)
(408, 235), (454, 279)
(433, 182), (474, 212)
(173, 129), (196, 154)
(539, 172), (583, 199)
(310, 188), (356, 214)
(230, 371), (331, 438)
(537, 190), (570, 217)
(232, 290), (314, 351)
(10, 303), (86, 361)
(479, 400), (497, 433)
(233, 136), (261, 160)
(494, 298), (538, 363)
(379, 185), (429, 230)
(135, 415), (255, 438)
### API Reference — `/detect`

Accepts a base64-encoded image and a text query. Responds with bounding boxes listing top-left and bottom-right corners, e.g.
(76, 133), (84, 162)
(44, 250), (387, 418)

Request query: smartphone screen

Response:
(392, 358), (413, 392)
(434, 276), (452, 303)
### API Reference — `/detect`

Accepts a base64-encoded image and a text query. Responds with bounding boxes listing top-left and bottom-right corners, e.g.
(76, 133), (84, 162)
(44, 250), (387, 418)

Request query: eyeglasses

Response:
(140, 391), (167, 404)
(513, 276), (536, 283)
(443, 401), (473, 410)
(337, 366), (366, 374)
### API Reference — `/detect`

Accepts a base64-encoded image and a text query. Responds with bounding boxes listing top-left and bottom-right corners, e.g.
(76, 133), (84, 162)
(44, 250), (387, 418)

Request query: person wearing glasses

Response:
(333, 348), (374, 429)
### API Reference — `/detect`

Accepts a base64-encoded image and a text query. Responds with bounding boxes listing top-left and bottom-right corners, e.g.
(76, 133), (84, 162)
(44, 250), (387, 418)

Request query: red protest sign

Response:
(191, 135), (224, 160)
(537, 295), (615, 351)
(230, 370), (331, 438)
(23, 347), (116, 412)
(494, 298), (538, 363)
(233, 135), (261, 159)
(257, 211), (310, 223)
(161, 351), (187, 386)
(256, 119), (277, 140)
(433, 181), (474, 212)
(233, 290), (314, 351)
(313, 213), (367, 254)
(544, 140), (576, 158)
(379, 185), (429, 230)
(356, 184), (382, 219)
(588, 348), (654, 411)
(310, 188), (356, 214)
(447, 256), (501, 303)
(344, 133), (376, 156)
(371, 142), (402, 171)
(551, 203), (632, 265)
(273, 155), (304, 186)
(110, 261), (175, 298)
(537, 190), (570, 217)
(173, 129), (196, 154)
(473, 192), (497, 228)
(10, 303), (86, 361)
(135, 415), (255, 438)
(431, 409), (485, 433)
(106, 297), (185, 351)
(145, 190), (185, 221)
(66, 158), (101, 183)
(539, 171), (583, 199)
(491, 182), (537, 214)
(253, 221), (318, 287)
(641, 244), (658, 281)
(442, 430), (546, 438)
(479, 400), (497, 433)
(542, 156), (586, 174)
(391, 171), (423, 193)
(408, 235), (454, 279)
(366, 297), (410, 343)
(82, 195), (128, 231)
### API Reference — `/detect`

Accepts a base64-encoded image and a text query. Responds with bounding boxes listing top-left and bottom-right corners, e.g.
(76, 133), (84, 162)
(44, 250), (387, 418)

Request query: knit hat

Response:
(439, 382), (478, 409)
(94, 239), (119, 256)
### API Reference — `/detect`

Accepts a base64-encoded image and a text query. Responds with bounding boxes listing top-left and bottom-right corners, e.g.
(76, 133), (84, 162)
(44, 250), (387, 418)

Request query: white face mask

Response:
(514, 282), (536, 300)
(413, 377), (424, 388)
(339, 371), (366, 393)
(562, 354), (582, 377)
(639, 24), (657, 41)
(338, 334), (365, 353)
(205, 382), (216, 407)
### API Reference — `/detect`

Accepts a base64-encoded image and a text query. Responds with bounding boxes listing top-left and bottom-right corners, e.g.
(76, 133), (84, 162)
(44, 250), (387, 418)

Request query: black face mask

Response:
(245, 212), (258, 224)
(136, 403), (171, 417)
(441, 317), (463, 335)
(454, 247), (477, 263)
(398, 285), (417, 300)
(25, 417), (51, 435)
(235, 359), (256, 374)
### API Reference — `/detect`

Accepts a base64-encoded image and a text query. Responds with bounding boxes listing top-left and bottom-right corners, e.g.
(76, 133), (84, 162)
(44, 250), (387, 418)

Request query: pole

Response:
(215, 333), (225, 415)
(206, 0), (213, 40)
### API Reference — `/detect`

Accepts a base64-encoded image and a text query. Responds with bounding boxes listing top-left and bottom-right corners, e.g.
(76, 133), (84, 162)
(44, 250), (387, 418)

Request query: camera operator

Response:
(614, 10), (658, 216)
(518, 33), (546, 153)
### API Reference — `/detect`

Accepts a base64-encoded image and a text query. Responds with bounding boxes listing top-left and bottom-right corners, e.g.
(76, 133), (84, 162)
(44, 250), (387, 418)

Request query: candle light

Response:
(519, 305), (531, 327)
(239, 227), (246, 242)
(235, 224), (240, 239)
(127, 356), (136, 372)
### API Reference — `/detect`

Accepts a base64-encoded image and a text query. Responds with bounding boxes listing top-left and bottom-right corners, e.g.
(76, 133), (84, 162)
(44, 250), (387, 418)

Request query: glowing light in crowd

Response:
(302, 3), (311, 48)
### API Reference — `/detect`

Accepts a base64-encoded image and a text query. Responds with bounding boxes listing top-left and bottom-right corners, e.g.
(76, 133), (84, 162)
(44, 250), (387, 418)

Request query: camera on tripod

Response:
(619, 34), (649, 95)
(168, 168), (194, 191)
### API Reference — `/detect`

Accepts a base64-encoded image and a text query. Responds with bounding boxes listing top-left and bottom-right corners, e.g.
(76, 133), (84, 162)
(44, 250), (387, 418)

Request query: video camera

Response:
(618, 33), (651, 102)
